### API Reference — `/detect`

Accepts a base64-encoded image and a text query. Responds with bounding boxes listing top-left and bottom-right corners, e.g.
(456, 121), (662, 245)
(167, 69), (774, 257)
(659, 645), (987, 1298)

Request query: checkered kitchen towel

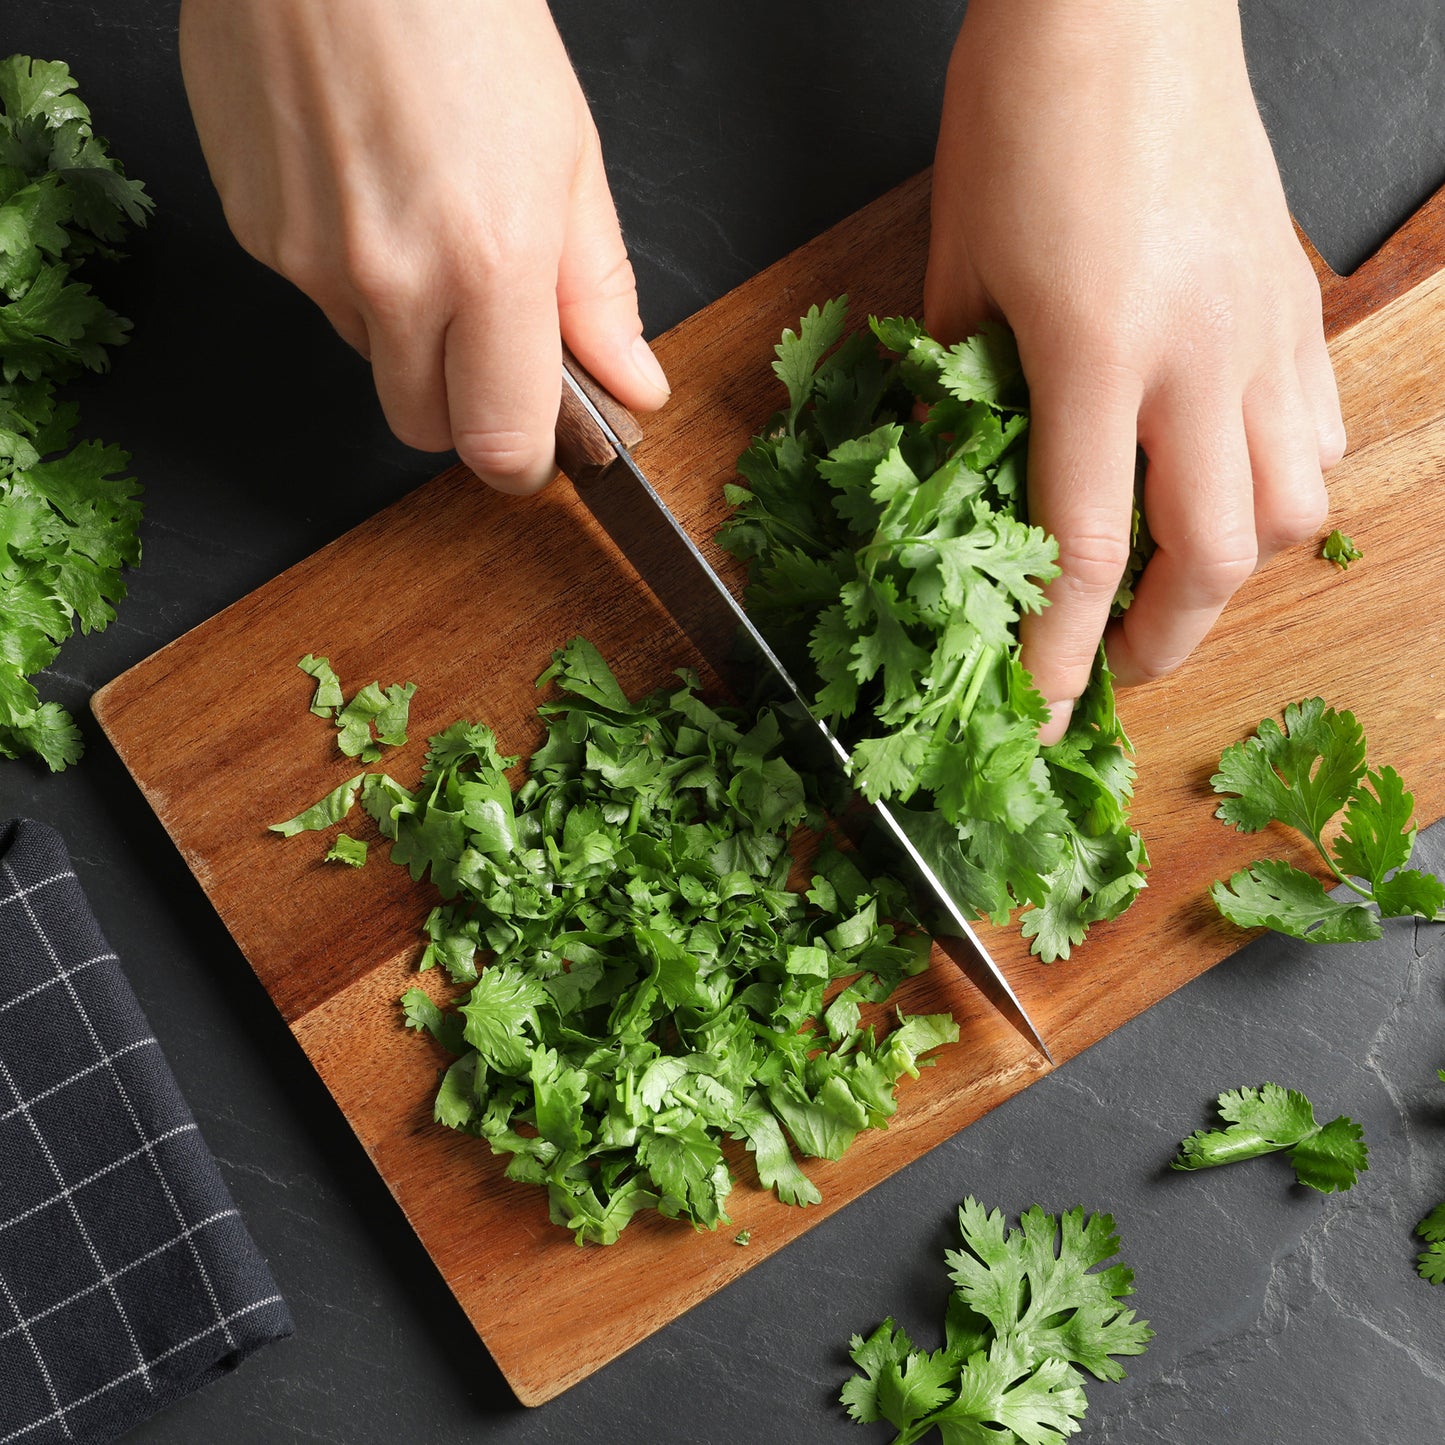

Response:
(0, 818), (292, 1444)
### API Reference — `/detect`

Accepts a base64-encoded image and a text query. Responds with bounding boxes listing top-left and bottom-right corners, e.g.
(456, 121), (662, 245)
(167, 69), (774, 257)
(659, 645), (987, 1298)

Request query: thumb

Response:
(556, 129), (670, 412)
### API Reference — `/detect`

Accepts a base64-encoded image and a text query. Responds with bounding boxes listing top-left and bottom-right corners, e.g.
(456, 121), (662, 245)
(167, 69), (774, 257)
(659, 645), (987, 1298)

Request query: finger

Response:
(1107, 386), (1256, 688)
(366, 309), (453, 454)
(1296, 326), (1347, 469)
(443, 267), (563, 494)
(556, 129), (669, 413)
(1242, 376), (1328, 565)
(1016, 351), (1143, 744)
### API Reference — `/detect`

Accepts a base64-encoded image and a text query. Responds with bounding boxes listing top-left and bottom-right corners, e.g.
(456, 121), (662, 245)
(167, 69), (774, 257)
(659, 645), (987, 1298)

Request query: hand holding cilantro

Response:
(927, 1), (1344, 743)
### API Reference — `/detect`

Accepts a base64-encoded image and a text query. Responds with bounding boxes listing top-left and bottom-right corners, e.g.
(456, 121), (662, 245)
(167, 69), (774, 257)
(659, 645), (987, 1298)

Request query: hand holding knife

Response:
(553, 354), (1053, 1064)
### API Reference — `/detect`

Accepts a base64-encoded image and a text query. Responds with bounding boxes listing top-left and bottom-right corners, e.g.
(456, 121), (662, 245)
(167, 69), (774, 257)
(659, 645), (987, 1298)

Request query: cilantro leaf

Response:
(299, 653), (343, 716)
(324, 833), (367, 868)
(1210, 701), (1445, 938)
(268, 773), (366, 837)
(0, 56), (150, 771)
(1172, 1083), (1368, 1192)
(1417, 1203), (1445, 1285)
(1321, 528), (1362, 569)
(842, 1199), (1149, 1443)
(773, 295), (849, 429)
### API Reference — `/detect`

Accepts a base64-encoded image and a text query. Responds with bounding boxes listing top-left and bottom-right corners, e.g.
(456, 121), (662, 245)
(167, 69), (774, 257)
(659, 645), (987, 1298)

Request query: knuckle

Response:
(1127, 646), (1190, 685)
(1188, 542), (1257, 599)
(1053, 531), (1133, 594)
(1319, 416), (1348, 468)
(1262, 492), (1328, 547)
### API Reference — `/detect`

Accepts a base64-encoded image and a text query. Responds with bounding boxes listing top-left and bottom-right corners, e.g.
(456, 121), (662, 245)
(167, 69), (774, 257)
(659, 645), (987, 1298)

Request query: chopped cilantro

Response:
(368, 637), (956, 1244)
(1321, 529), (1362, 569)
(1172, 1083), (1367, 1193)
(0, 56), (152, 770)
(293, 653), (416, 761)
(1209, 698), (1445, 941)
(719, 300), (1147, 961)
(325, 833), (367, 868)
(269, 773), (365, 837)
(734, 1229), (751, 1247)
(841, 1198), (1150, 1441)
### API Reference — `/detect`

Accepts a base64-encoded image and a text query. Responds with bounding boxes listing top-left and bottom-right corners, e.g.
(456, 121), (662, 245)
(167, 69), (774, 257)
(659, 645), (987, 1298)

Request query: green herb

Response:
(379, 636), (956, 1244)
(269, 773), (365, 837)
(1321, 529), (1362, 569)
(325, 833), (367, 868)
(1172, 1083), (1367, 1193)
(1418, 1063), (1445, 1285)
(295, 654), (415, 761)
(718, 299), (1147, 961)
(841, 1198), (1151, 1443)
(734, 1228), (751, 1246)
(0, 56), (152, 770)
(1209, 698), (1445, 941)
(1417, 1200), (1445, 1285)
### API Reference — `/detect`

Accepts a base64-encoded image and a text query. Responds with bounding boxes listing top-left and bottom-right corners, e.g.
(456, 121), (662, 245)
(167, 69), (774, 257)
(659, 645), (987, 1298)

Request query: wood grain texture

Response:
(93, 168), (1445, 1405)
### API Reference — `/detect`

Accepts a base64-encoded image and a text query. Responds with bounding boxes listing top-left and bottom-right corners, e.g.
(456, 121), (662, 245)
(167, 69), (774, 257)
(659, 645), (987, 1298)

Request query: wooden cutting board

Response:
(93, 170), (1445, 1405)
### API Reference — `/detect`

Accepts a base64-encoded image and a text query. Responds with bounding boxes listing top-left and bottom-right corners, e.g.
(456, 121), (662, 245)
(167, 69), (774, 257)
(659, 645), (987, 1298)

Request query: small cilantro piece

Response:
(1417, 1201), (1445, 1285)
(734, 1228), (751, 1246)
(364, 638), (955, 1244)
(269, 773), (365, 837)
(299, 653), (343, 716)
(1321, 529), (1362, 569)
(841, 1198), (1150, 1442)
(0, 56), (151, 770)
(720, 300), (1146, 961)
(1210, 699), (1445, 941)
(1172, 1083), (1368, 1193)
(324, 833), (367, 868)
(290, 653), (417, 762)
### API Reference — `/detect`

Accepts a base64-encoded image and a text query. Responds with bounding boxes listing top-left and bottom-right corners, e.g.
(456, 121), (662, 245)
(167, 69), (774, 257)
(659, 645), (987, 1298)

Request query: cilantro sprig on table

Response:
(1210, 698), (1445, 942)
(272, 637), (959, 1244)
(718, 298), (1147, 961)
(842, 1198), (1151, 1443)
(1172, 1084), (1368, 1193)
(0, 56), (151, 770)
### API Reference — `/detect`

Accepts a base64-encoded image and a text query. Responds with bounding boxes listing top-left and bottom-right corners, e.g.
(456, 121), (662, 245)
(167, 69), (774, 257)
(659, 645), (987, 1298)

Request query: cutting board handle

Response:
(556, 352), (644, 484)
(1298, 178), (1445, 340)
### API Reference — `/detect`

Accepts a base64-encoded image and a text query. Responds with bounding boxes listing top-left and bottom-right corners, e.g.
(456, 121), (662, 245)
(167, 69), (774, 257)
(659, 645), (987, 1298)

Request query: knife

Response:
(552, 354), (1052, 1064)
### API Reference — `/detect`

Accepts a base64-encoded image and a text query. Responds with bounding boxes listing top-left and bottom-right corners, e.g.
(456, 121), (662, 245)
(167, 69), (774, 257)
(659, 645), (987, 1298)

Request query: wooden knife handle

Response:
(556, 351), (645, 485)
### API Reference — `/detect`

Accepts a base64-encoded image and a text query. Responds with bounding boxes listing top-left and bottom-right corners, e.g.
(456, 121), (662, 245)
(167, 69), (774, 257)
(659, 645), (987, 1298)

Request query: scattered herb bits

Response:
(1172, 1084), (1367, 1193)
(1321, 529), (1362, 569)
(1209, 698), (1445, 941)
(841, 1198), (1151, 1443)
(718, 299), (1147, 962)
(364, 638), (958, 1244)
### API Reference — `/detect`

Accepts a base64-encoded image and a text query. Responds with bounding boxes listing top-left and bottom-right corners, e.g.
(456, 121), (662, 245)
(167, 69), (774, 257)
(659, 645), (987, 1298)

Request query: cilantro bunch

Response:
(1210, 698), (1445, 941)
(842, 1198), (1151, 1443)
(719, 299), (1147, 961)
(0, 56), (151, 769)
(379, 639), (957, 1244)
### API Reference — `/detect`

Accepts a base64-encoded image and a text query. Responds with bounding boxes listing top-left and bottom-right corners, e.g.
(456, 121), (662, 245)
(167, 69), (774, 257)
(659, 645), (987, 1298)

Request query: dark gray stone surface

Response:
(3, 3), (1443, 1441)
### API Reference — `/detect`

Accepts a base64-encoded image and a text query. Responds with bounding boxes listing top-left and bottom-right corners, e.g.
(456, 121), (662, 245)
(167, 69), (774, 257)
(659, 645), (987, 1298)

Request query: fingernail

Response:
(631, 335), (670, 397)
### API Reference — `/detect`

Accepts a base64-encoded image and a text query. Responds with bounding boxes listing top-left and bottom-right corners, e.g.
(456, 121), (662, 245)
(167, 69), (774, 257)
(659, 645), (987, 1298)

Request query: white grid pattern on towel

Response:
(0, 839), (288, 1445)
(2, 860), (239, 1358)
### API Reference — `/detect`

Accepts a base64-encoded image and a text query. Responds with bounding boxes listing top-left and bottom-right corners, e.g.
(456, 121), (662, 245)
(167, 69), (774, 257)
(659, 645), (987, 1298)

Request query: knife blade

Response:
(553, 355), (1052, 1064)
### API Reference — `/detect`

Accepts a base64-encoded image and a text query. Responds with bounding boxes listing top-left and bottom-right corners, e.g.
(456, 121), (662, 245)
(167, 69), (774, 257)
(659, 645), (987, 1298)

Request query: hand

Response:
(925, 0), (1345, 743)
(179, 0), (669, 493)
